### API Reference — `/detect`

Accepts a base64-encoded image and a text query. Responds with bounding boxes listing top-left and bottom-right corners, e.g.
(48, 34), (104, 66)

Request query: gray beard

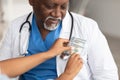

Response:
(43, 22), (60, 31)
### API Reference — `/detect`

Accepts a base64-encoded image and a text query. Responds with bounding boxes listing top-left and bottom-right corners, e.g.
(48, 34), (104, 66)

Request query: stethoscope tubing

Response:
(19, 11), (74, 55)
(68, 11), (74, 40)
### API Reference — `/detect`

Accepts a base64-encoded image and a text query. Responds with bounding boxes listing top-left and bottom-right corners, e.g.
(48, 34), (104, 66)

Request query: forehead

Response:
(41, 0), (69, 5)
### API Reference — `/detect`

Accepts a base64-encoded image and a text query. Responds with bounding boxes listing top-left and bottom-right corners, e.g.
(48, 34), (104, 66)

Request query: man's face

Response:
(29, 0), (69, 29)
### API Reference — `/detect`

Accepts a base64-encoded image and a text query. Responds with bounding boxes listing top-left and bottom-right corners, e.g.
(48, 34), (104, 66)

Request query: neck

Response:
(37, 21), (50, 40)
(40, 28), (50, 40)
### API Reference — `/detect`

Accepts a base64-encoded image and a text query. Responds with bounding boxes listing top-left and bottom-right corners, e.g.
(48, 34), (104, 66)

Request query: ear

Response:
(29, 0), (34, 6)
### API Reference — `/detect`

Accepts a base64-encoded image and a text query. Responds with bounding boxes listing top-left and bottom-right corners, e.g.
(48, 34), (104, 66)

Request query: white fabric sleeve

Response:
(87, 21), (119, 80)
(0, 25), (13, 61)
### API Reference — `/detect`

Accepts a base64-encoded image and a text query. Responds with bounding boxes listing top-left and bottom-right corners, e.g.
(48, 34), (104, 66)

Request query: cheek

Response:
(33, 7), (50, 22)
(61, 11), (67, 19)
(39, 11), (51, 22)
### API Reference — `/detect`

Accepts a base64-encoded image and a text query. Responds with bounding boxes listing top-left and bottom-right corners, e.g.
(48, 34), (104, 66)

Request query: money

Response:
(60, 37), (86, 60)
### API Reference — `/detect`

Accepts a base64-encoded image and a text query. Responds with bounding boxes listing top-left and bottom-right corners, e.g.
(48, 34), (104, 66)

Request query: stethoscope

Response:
(19, 11), (74, 55)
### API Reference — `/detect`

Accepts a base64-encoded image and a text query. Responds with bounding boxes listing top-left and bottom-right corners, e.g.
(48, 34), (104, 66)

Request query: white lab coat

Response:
(0, 11), (119, 80)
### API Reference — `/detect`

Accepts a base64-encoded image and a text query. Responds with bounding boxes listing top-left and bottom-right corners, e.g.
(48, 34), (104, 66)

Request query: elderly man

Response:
(0, 0), (118, 80)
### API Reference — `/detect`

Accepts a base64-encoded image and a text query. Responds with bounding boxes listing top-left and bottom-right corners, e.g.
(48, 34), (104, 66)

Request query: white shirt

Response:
(0, 11), (119, 80)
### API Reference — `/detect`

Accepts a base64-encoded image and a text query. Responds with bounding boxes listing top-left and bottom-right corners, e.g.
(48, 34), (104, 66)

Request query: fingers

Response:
(70, 53), (80, 59)
(71, 53), (83, 69)
(57, 38), (69, 43)
(70, 53), (83, 64)
(56, 38), (71, 51)
(64, 53), (83, 78)
(49, 38), (71, 56)
(57, 38), (69, 42)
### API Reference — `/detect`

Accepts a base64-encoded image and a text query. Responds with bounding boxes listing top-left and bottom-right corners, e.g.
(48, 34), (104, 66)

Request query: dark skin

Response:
(29, 0), (68, 40)
(0, 38), (83, 80)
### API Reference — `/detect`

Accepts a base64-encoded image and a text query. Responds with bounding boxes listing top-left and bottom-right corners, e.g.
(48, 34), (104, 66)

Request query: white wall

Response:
(85, 0), (120, 38)
(69, 0), (90, 15)
(3, 0), (32, 22)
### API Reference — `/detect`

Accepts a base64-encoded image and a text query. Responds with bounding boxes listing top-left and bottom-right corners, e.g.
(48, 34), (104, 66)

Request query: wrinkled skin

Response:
(29, 0), (69, 39)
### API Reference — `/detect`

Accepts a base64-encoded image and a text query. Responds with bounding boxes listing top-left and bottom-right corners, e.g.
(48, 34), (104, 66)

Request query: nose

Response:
(51, 7), (62, 18)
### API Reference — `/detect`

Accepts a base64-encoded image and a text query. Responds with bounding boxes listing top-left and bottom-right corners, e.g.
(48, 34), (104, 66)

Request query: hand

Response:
(64, 53), (83, 79)
(48, 38), (71, 56)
